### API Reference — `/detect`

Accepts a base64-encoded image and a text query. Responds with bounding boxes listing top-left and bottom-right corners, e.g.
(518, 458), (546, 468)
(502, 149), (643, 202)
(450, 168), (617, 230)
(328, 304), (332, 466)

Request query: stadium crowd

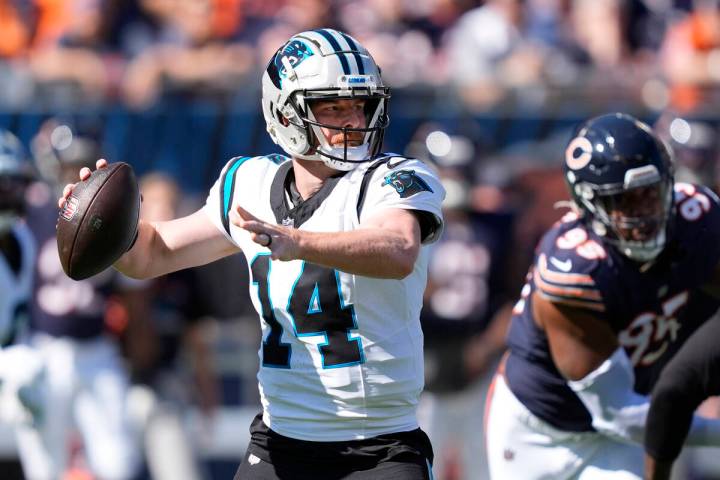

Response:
(0, 1), (719, 480)
(0, 0), (717, 111)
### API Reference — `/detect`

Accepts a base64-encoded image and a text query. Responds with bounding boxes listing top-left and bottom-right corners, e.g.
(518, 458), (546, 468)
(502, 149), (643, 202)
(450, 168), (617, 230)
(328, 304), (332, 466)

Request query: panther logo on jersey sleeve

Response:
(381, 169), (434, 198)
(359, 156), (445, 244)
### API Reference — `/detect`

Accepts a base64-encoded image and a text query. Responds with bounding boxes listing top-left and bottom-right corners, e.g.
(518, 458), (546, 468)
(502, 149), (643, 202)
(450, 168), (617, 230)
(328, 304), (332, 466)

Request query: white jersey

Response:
(204, 153), (444, 441)
(0, 222), (35, 346)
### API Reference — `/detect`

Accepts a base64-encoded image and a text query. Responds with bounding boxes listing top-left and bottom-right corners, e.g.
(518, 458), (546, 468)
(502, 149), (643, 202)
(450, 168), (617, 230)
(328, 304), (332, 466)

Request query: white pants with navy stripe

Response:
(485, 373), (643, 480)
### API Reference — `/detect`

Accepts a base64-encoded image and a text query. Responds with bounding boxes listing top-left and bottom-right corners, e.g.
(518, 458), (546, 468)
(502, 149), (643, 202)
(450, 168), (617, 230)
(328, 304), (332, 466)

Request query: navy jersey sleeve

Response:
(672, 183), (720, 285)
(533, 218), (613, 314)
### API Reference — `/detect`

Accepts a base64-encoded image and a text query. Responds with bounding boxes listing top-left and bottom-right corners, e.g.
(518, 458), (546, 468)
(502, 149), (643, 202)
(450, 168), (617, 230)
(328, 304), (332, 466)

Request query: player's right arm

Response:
(534, 291), (618, 381)
(59, 160), (240, 279)
(538, 289), (720, 447)
(114, 211), (239, 279)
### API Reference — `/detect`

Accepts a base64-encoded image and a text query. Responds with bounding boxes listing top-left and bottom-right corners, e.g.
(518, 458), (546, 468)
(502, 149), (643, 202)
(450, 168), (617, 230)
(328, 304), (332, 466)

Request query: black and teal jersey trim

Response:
(219, 156), (251, 235)
(219, 155), (288, 235)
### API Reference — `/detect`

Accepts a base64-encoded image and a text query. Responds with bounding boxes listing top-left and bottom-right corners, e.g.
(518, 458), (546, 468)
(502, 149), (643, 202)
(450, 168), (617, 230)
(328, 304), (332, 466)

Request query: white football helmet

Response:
(261, 28), (390, 171)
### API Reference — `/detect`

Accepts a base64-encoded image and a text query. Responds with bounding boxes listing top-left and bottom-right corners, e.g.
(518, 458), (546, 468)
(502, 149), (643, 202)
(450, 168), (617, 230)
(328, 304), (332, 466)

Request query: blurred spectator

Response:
(121, 0), (254, 109)
(24, 0), (129, 105)
(253, 0), (339, 74)
(122, 172), (219, 480)
(337, 0), (445, 86)
(446, 0), (546, 109)
(661, 0), (720, 111)
(17, 117), (141, 479)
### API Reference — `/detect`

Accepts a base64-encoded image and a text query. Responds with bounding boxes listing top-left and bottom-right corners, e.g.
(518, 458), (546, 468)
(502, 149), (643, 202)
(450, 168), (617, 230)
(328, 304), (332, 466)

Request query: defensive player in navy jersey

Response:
(486, 113), (720, 479)
(60, 29), (445, 479)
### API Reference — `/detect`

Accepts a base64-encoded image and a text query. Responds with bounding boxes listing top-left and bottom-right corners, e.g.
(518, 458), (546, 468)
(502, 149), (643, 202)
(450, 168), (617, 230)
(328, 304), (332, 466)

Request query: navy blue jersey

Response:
(505, 183), (720, 432)
(25, 184), (115, 339)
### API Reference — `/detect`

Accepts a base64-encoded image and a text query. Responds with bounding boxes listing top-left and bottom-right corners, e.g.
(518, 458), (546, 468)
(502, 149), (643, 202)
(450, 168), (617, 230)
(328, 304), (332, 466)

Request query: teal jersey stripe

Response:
(221, 156), (250, 234)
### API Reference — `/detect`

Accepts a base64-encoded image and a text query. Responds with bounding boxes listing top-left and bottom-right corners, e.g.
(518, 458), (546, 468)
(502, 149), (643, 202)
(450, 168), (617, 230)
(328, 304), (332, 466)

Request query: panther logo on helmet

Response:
(275, 41), (314, 80)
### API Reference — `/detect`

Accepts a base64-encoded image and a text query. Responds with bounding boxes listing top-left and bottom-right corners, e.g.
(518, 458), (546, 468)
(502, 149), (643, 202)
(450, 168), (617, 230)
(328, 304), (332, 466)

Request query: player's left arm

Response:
(231, 205), (423, 279)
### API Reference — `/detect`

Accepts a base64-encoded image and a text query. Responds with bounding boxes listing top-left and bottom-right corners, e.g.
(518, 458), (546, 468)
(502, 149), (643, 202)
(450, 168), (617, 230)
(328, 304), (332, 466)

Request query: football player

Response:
(61, 29), (445, 479)
(0, 129), (44, 429)
(486, 113), (720, 479)
(19, 119), (140, 480)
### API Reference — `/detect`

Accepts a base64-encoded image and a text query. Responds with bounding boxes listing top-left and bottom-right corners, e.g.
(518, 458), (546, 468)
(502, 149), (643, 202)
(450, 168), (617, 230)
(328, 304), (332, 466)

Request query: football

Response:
(57, 162), (140, 280)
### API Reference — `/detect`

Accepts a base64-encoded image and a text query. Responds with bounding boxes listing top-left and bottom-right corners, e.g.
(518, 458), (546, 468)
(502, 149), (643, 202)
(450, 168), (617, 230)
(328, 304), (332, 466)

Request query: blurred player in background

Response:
(61, 28), (445, 479)
(0, 129), (45, 442)
(18, 118), (140, 480)
(486, 113), (720, 479)
(124, 171), (219, 480)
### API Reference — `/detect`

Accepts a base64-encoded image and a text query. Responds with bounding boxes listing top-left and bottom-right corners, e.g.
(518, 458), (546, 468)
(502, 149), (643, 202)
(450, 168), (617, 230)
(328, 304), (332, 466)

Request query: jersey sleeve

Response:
(532, 225), (609, 313)
(673, 183), (720, 284)
(359, 157), (445, 244)
(202, 156), (255, 241)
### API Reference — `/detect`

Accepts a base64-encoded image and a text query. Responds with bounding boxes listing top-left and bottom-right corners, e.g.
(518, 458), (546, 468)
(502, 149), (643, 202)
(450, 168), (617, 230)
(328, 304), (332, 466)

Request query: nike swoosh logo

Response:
(386, 157), (409, 169)
(549, 257), (573, 272)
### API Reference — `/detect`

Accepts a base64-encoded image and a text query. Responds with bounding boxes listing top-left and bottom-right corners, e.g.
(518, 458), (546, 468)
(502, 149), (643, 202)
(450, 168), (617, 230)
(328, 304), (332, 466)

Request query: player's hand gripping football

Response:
(231, 205), (301, 261)
(57, 158), (109, 208)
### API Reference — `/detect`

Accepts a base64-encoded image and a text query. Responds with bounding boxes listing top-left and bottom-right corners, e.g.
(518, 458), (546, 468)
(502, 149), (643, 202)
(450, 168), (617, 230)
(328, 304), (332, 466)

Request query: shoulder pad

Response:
(218, 155), (285, 234)
(673, 182), (720, 222)
(355, 155), (420, 216)
(534, 222), (607, 312)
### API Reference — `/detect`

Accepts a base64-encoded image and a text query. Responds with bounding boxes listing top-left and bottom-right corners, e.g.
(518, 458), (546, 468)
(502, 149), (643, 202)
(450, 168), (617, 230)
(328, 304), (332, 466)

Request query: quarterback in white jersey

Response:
(61, 29), (444, 479)
(204, 152), (442, 441)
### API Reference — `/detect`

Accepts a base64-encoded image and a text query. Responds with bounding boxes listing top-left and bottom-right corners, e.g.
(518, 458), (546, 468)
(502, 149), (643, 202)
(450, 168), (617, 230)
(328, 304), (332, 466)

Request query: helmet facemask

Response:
(575, 165), (674, 263)
(300, 90), (389, 170)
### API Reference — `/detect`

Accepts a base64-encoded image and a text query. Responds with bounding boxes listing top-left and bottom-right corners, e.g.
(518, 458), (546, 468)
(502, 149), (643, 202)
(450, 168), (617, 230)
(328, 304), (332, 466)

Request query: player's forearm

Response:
(297, 227), (418, 279)
(569, 347), (720, 450)
(644, 455), (673, 480)
(115, 211), (239, 279)
(113, 219), (164, 279)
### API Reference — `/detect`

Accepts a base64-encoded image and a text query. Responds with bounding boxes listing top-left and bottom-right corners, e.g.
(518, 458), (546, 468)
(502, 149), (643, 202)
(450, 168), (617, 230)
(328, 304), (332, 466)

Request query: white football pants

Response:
(485, 370), (643, 480)
(15, 333), (140, 480)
